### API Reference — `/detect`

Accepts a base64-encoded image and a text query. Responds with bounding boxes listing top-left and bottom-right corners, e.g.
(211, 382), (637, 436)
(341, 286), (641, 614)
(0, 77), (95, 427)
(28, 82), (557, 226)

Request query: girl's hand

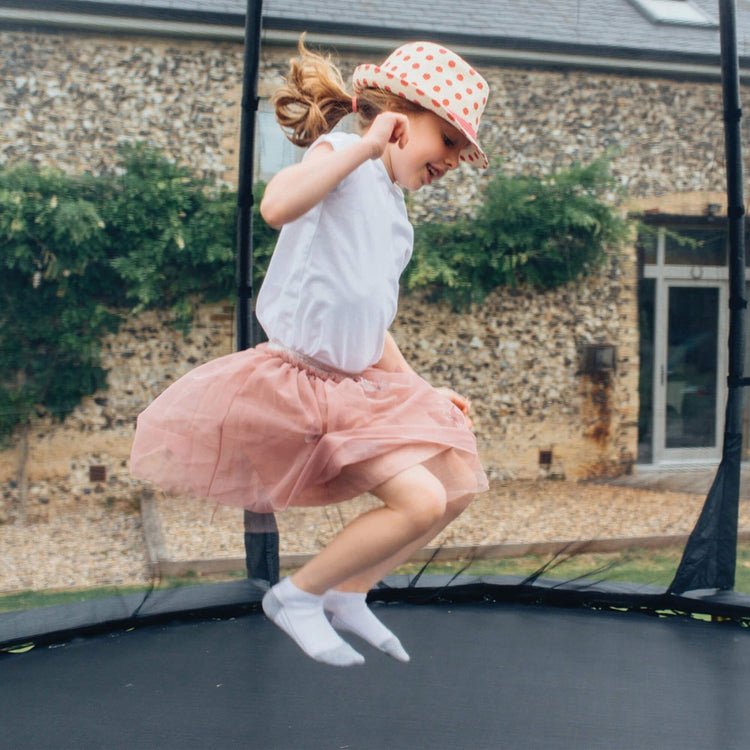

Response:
(362, 111), (410, 159)
(435, 387), (473, 429)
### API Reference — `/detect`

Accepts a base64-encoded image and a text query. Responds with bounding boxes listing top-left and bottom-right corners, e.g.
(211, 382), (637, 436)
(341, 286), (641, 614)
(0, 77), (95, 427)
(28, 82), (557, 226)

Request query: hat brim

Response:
(353, 65), (488, 169)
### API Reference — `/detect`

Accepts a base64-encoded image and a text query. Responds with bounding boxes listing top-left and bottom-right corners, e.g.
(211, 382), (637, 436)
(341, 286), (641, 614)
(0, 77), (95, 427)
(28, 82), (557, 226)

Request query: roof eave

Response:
(0, 4), (735, 80)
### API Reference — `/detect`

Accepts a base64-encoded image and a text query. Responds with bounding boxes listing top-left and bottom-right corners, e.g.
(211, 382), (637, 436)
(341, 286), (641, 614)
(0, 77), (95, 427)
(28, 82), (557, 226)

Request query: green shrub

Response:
(0, 149), (629, 444)
(0, 146), (277, 443)
(405, 159), (630, 308)
(0, 164), (120, 441)
(105, 144), (260, 330)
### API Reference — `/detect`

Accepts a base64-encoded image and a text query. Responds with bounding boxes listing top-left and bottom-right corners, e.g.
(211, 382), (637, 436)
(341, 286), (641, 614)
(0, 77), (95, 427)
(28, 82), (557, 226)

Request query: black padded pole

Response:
(236, 0), (262, 347)
(669, 0), (745, 594)
(237, 0), (280, 585)
(720, 0), (747, 439)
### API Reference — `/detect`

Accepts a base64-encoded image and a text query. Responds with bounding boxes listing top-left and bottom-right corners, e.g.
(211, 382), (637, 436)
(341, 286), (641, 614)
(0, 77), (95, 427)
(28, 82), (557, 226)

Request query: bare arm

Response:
(260, 111), (410, 229)
(374, 331), (417, 374)
(375, 332), (473, 427)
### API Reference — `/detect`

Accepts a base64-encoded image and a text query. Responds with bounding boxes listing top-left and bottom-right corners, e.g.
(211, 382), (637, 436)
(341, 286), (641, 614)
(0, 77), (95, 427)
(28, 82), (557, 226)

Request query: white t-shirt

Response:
(256, 132), (414, 373)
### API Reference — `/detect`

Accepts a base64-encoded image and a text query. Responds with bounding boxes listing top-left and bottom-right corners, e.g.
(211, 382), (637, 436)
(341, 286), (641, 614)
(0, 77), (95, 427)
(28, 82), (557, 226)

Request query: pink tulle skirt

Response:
(130, 342), (488, 513)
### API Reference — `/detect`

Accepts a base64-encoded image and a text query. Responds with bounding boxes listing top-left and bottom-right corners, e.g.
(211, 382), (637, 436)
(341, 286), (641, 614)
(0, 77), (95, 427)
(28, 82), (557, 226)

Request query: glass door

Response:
(652, 282), (726, 463)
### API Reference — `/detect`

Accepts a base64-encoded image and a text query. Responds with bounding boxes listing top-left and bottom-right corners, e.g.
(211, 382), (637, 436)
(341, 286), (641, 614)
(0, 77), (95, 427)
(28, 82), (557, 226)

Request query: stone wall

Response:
(0, 26), (736, 494)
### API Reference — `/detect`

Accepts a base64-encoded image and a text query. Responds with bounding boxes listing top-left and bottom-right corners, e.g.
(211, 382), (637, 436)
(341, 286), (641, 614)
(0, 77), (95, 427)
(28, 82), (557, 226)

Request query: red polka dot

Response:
(477, 82), (484, 89)
(474, 102), (479, 110)
(463, 107), (469, 114)
(436, 66), (443, 72)
(386, 72), (394, 79)
(412, 62), (420, 68)
(432, 99), (441, 108)
(469, 69), (476, 75)
(433, 85), (440, 92)
(416, 46), (424, 51)
(457, 74), (464, 81)
(448, 60), (456, 67)
(385, 85), (392, 92)
(439, 48), (446, 53)
(416, 88), (425, 96)
(455, 93), (462, 99)
(426, 54), (434, 60)
(443, 98), (450, 106)
(446, 80), (453, 86)
(404, 55), (411, 61)
(398, 91), (406, 97)
(466, 88), (473, 95)
(400, 74), (408, 81)
(423, 73), (431, 80)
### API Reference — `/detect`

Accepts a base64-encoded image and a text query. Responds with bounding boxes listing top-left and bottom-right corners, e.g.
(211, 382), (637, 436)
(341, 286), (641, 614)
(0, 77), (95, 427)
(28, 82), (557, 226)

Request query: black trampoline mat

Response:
(3, 600), (749, 750)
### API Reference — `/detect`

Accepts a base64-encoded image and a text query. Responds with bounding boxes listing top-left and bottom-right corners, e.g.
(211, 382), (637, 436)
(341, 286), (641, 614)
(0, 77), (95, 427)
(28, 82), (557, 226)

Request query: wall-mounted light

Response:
(580, 344), (617, 375)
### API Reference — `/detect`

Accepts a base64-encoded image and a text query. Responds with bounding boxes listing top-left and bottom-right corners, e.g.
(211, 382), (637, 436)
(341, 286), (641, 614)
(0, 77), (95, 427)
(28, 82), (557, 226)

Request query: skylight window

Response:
(627, 0), (718, 27)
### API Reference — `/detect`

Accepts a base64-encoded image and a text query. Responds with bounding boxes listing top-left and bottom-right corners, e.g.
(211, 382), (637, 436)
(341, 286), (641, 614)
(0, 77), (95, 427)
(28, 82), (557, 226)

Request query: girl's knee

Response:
(408, 483), (447, 532)
(374, 464), (449, 532)
(387, 470), (447, 532)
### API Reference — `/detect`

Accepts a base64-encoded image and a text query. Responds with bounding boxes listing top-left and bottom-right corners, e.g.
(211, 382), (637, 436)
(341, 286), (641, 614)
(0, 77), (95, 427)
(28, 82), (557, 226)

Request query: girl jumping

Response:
(130, 38), (490, 667)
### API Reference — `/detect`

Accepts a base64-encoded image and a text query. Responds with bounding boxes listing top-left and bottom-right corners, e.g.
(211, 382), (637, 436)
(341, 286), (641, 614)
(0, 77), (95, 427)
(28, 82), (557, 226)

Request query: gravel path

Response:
(4, 478), (750, 593)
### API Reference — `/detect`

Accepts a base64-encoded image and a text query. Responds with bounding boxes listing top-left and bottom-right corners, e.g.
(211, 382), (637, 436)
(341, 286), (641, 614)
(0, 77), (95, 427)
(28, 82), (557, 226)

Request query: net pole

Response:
(720, 0), (747, 440)
(237, 0), (280, 584)
(669, 0), (745, 593)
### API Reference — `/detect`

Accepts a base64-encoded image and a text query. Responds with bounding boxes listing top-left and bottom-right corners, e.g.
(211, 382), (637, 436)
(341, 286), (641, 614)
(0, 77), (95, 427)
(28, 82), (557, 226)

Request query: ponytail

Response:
(272, 36), (353, 147)
(272, 36), (428, 147)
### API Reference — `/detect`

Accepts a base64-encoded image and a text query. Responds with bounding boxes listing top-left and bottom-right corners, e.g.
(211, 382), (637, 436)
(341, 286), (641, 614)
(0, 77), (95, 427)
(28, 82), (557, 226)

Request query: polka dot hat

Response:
(352, 41), (489, 168)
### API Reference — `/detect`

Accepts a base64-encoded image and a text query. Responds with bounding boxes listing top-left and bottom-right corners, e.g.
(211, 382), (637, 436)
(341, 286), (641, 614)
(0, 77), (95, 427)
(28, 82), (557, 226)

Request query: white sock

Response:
(323, 589), (410, 663)
(262, 578), (364, 667)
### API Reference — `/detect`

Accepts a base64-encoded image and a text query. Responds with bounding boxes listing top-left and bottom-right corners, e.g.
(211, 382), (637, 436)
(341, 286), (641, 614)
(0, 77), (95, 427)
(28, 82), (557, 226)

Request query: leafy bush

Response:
(0, 146), (277, 443)
(0, 148), (628, 444)
(0, 165), (120, 441)
(404, 159), (630, 308)
(105, 144), (275, 330)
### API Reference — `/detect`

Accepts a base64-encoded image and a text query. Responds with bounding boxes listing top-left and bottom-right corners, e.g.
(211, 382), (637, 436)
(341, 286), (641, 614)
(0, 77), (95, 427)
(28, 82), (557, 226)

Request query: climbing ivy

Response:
(0, 148), (629, 445)
(404, 159), (631, 309)
(0, 146), (275, 444)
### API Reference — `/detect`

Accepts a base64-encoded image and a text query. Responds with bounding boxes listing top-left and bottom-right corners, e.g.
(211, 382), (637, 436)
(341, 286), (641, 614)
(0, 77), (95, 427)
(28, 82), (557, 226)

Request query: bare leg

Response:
(320, 488), (473, 662)
(332, 490), (474, 593)
(290, 463), (448, 594)
(262, 463), (447, 665)
(334, 448), (479, 592)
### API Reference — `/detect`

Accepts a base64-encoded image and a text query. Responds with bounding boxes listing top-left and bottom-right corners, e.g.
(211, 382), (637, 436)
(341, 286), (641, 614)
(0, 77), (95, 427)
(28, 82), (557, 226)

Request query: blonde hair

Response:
(273, 36), (425, 147)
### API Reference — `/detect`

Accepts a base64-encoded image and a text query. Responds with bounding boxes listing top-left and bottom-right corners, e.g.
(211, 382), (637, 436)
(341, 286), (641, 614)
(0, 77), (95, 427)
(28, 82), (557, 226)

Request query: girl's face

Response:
(382, 110), (469, 191)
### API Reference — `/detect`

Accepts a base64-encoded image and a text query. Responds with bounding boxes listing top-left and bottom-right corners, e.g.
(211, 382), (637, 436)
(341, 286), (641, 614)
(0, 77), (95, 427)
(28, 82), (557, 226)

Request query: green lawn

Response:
(2, 545), (750, 614)
(395, 544), (750, 591)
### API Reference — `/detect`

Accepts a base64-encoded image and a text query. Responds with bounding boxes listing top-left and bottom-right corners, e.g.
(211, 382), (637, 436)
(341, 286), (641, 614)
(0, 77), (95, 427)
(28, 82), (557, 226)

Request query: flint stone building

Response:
(2, 0), (750, 488)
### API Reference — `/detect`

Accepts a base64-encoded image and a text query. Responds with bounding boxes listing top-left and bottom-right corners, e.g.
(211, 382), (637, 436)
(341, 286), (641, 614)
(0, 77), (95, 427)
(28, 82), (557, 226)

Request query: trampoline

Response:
(3, 576), (750, 749)
(3, 2), (750, 749)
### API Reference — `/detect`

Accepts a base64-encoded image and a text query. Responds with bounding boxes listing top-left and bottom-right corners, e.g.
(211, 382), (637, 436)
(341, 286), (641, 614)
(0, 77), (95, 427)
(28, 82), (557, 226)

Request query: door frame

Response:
(649, 277), (727, 464)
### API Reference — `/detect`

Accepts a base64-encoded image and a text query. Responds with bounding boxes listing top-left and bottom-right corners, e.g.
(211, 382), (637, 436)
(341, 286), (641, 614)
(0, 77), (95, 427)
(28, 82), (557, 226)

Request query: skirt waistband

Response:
(266, 342), (362, 382)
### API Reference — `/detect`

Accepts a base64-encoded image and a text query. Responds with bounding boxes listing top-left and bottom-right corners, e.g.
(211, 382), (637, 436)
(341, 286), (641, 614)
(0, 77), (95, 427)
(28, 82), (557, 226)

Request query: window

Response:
(627, 0), (718, 27)
(663, 227), (727, 266)
(640, 224), (728, 268)
(254, 100), (303, 182)
(254, 101), (359, 182)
